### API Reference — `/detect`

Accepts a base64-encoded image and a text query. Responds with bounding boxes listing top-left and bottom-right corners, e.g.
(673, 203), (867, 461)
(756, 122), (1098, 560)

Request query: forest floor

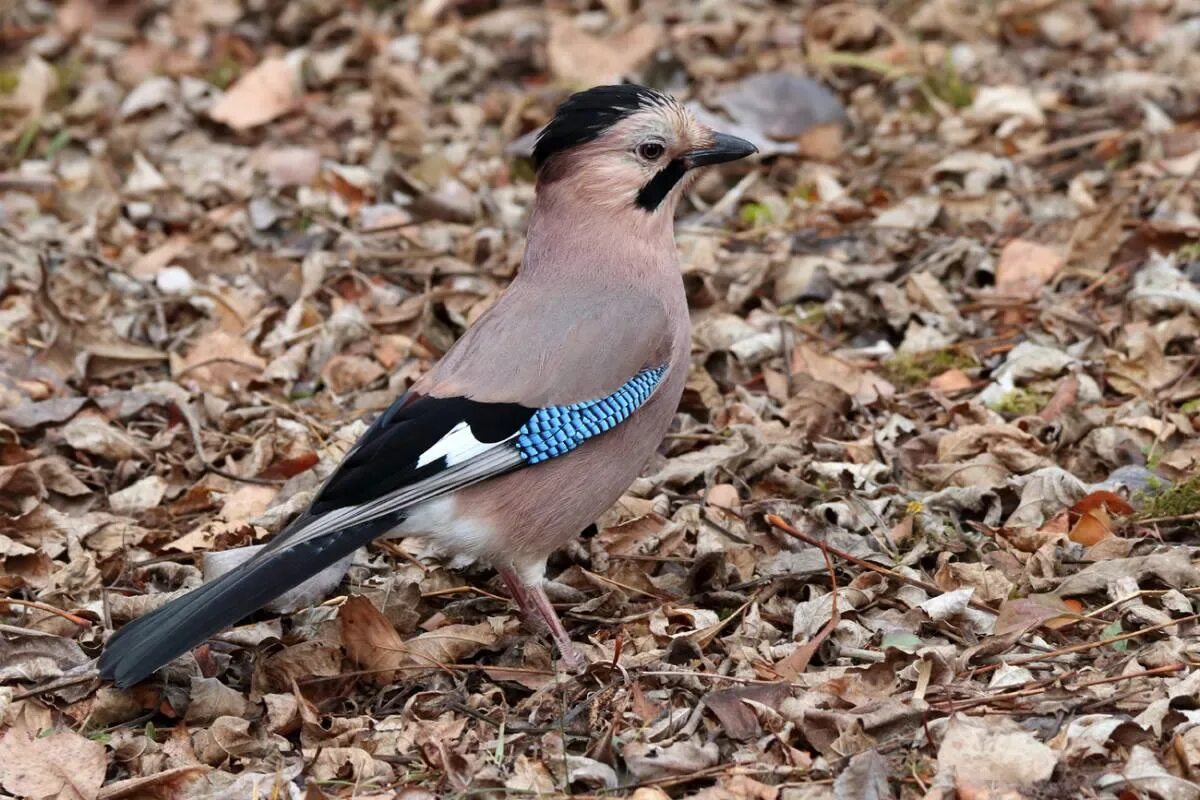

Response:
(2, 1), (1200, 798)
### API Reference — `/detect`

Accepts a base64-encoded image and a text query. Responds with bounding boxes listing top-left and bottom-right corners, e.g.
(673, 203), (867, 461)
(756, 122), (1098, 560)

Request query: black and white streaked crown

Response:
(533, 84), (674, 169)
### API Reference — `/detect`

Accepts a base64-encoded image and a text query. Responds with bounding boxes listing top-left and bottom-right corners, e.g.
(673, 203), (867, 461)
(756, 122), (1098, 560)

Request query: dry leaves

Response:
(0, 718), (106, 800)
(2, 0), (1200, 796)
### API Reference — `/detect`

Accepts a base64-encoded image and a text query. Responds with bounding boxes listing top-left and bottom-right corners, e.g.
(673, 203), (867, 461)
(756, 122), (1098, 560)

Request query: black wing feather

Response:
(313, 393), (532, 513)
(99, 392), (535, 687)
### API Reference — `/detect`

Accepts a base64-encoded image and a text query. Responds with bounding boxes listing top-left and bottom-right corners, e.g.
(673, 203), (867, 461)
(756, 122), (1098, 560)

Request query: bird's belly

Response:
(393, 493), (499, 559)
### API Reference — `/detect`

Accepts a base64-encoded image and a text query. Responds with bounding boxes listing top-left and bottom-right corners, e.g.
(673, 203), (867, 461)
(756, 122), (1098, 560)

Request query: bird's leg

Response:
(498, 567), (540, 626)
(498, 567), (585, 670)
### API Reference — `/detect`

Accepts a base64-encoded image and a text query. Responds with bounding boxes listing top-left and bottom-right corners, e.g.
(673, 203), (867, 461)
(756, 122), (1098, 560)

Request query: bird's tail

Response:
(98, 515), (397, 688)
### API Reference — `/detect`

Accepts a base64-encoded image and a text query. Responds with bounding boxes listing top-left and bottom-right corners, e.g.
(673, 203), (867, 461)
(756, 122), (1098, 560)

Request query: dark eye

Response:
(637, 142), (665, 161)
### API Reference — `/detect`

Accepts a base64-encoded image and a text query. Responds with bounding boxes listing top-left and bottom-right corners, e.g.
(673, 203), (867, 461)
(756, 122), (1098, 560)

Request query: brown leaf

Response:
(321, 354), (385, 395)
(0, 634), (88, 681)
(703, 683), (790, 741)
(1068, 507), (1114, 546)
(546, 17), (660, 85)
(172, 329), (266, 395)
(184, 676), (250, 724)
(339, 594), (407, 684)
(0, 718), (106, 800)
(96, 766), (210, 800)
(0, 396), (87, 429)
(1071, 490), (1135, 517)
(936, 714), (1057, 789)
(992, 596), (1078, 637)
(62, 413), (148, 460)
(208, 56), (300, 130)
(257, 450), (319, 480)
(835, 749), (894, 800)
(995, 239), (1065, 296)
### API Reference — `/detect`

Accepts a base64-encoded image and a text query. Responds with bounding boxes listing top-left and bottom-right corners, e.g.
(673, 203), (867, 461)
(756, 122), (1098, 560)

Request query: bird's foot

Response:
(499, 566), (587, 672)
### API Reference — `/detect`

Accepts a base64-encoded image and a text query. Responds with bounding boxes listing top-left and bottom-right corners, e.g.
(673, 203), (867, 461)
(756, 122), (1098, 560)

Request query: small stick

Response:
(765, 514), (1000, 616)
(0, 598), (90, 627)
(930, 663), (1183, 713)
(967, 613), (1200, 677)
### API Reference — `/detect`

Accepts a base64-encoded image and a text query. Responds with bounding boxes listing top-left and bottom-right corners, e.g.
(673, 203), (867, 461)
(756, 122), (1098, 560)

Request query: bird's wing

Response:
(415, 277), (676, 407)
(99, 362), (671, 687)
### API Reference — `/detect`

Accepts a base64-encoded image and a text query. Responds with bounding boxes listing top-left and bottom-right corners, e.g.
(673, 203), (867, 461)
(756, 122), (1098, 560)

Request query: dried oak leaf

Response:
(937, 714), (1057, 789)
(340, 594), (514, 682)
(208, 56), (300, 131)
(184, 676), (250, 724)
(1056, 552), (1200, 598)
(0, 634), (88, 681)
(622, 739), (720, 781)
(305, 747), (395, 784)
(62, 413), (148, 461)
(0, 457), (90, 516)
(93, 766), (210, 800)
(546, 16), (660, 85)
(0, 718), (106, 800)
(835, 749), (894, 800)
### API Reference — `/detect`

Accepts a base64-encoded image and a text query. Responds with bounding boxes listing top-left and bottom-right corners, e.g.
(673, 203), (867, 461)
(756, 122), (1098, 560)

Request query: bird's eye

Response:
(637, 142), (665, 161)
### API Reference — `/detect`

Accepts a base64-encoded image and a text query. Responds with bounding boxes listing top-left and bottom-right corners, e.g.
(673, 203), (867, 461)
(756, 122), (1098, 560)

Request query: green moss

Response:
(0, 69), (18, 96)
(989, 388), (1047, 416)
(739, 201), (774, 227)
(796, 302), (826, 325)
(924, 56), (974, 109)
(206, 53), (241, 89)
(1135, 476), (1200, 520)
(881, 348), (977, 388)
(1181, 398), (1200, 414)
(50, 56), (83, 109)
(1176, 242), (1200, 262)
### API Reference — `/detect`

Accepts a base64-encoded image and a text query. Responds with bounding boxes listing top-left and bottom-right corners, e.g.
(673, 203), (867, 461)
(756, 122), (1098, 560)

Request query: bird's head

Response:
(532, 85), (757, 216)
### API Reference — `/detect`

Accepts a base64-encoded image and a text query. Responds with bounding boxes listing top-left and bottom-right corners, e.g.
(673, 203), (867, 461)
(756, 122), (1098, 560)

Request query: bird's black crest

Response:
(533, 84), (668, 169)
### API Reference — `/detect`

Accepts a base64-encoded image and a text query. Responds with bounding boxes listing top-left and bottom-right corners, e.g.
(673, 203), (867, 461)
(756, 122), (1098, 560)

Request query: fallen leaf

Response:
(1071, 490), (1135, 517)
(546, 16), (660, 85)
(62, 413), (148, 461)
(937, 714), (1057, 789)
(1068, 506), (1114, 546)
(0, 718), (106, 800)
(208, 56), (300, 130)
(339, 594), (407, 684)
(835, 749), (894, 800)
(995, 240), (1064, 297)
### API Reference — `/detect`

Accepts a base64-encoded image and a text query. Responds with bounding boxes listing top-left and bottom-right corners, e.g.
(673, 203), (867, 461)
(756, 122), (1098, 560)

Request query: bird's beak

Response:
(684, 132), (758, 169)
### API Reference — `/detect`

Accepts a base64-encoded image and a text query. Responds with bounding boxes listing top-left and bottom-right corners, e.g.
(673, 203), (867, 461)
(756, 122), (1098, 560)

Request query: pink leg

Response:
(499, 568), (540, 626)
(499, 567), (585, 670)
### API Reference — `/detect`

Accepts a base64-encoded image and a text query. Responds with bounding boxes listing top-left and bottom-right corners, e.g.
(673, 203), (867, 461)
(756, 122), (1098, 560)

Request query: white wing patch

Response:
(416, 421), (517, 468)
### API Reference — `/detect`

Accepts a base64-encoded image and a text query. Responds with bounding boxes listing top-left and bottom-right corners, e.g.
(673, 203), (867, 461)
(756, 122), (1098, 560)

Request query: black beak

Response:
(684, 132), (758, 169)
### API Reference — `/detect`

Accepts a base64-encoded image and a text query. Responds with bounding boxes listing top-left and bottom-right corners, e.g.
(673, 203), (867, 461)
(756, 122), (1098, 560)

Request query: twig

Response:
(11, 670), (100, 701)
(1137, 512), (1200, 526)
(0, 598), (90, 626)
(1011, 128), (1122, 163)
(930, 663), (1184, 713)
(765, 514), (1000, 616)
(966, 613), (1200, 677)
(0, 623), (60, 637)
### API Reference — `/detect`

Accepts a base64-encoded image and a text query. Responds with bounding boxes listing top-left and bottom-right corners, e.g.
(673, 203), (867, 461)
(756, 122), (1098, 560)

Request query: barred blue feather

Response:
(515, 365), (667, 464)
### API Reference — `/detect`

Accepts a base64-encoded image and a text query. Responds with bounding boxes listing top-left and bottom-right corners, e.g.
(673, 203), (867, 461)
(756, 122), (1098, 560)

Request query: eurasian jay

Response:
(99, 85), (757, 688)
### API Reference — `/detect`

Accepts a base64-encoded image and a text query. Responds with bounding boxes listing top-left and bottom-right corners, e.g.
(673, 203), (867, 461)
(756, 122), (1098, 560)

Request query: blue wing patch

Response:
(515, 365), (668, 464)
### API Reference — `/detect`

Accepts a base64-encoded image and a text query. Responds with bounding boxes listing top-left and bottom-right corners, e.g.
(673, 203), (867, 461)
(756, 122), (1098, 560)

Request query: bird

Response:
(98, 84), (757, 688)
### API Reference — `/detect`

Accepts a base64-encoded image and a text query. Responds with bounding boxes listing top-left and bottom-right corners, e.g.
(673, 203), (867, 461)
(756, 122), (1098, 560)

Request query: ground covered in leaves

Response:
(2, 1), (1200, 798)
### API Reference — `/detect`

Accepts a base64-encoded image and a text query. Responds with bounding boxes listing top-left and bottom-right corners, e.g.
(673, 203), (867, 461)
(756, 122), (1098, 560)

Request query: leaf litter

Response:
(2, 0), (1200, 798)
